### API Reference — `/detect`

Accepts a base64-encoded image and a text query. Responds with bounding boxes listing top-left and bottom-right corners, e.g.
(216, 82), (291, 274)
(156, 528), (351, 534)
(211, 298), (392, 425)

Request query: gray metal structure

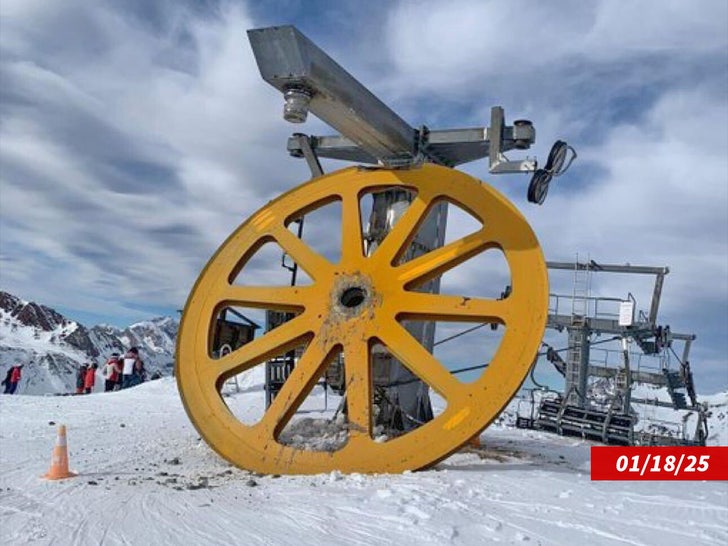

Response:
(547, 260), (670, 408)
(247, 25), (561, 432)
(532, 259), (707, 446)
(247, 26), (537, 172)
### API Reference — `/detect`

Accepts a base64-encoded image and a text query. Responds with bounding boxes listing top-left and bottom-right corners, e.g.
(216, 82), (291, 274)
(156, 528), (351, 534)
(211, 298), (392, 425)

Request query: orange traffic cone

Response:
(43, 425), (77, 480)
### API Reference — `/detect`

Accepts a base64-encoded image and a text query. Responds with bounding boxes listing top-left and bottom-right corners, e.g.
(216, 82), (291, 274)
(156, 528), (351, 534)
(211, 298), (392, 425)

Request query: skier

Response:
(132, 357), (146, 387)
(7, 364), (23, 394)
(1, 367), (14, 394)
(76, 364), (87, 394)
(103, 354), (122, 392)
(121, 347), (140, 389)
(84, 363), (98, 394)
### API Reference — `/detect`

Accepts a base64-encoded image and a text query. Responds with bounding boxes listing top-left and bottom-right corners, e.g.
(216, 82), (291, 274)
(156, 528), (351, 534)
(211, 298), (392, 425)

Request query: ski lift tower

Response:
(536, 259), (706, 445)
(247, 26), (575, 433)
(175, 24), (577, 475)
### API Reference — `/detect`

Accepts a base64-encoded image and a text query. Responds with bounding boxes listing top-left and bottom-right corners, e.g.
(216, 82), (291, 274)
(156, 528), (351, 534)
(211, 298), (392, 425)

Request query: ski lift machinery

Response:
(176, 26), (576, 474)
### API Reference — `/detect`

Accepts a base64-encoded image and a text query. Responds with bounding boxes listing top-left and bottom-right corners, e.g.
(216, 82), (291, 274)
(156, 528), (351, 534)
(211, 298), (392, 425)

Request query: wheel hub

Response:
(330, 273), (376, 319)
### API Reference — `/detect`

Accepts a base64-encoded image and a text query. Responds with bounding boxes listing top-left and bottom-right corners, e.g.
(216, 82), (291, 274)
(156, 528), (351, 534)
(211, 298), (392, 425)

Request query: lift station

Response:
(175, 26), (702, 475)
(518, 259), (707, 446)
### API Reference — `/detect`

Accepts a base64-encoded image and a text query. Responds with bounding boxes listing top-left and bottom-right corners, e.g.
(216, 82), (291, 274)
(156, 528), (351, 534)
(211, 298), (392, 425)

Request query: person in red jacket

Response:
(84, 363), (98, 394)
(103, 354), (122, 392)
(5, 364), (23, 394)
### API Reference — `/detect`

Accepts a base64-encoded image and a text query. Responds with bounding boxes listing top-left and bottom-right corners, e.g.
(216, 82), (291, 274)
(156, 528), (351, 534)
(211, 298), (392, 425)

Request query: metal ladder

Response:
(571, 257), (591, 325)
(566, 257), (591, 405)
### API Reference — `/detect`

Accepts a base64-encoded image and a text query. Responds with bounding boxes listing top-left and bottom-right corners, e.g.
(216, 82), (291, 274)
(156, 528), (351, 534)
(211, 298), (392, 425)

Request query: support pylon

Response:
(43, 425), (77, 480)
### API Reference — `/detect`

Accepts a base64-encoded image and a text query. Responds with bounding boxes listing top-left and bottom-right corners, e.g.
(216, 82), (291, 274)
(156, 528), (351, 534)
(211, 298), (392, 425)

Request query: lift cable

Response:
(385, 334), (624, 390)
(329, 338), (628, 430)
(374, 386), (427, 428)
(327, 334), (630, 426)
(546, 139), (577, 178)
(667, 345), (685, 366)
(433, 323), (488, 346)
(529, 356), (553, 390)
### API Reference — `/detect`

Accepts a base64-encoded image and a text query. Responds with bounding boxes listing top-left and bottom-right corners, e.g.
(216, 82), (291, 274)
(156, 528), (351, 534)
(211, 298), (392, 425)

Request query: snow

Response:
(2, 375), (726, 545)
(0, 309), (81, 363)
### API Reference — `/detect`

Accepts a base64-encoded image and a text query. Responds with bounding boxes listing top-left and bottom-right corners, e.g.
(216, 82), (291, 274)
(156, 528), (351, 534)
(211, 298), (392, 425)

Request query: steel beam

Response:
(248, 26), (415, 166)
(287, 124), (536, 167)
(547, 261), (669, 276)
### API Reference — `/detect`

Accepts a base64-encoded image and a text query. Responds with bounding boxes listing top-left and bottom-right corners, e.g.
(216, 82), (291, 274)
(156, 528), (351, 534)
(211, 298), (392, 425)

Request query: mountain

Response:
(0, 291), (177, 395)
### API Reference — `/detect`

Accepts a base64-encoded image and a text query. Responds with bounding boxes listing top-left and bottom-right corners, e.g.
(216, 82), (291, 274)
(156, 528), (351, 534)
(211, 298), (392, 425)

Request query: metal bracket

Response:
(286, 111), (537, 170)
(291, 133), (324, 178)
(249, 26), (543, 173)
(488, 107), (537, 173)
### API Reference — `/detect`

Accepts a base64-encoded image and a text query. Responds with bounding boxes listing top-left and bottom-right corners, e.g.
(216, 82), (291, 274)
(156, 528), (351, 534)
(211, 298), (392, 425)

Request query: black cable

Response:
(527, 140), (577, 204)
(538, 335), (621, 356)
(667, 345), (684, 366)
(379, 362), (491, 388)
(375, 386), (426, 427)
(529, 357), (554, 390)
(433, 323), (487, 346)
(350, 335), (623, 389)
(546, 140), (577, 178)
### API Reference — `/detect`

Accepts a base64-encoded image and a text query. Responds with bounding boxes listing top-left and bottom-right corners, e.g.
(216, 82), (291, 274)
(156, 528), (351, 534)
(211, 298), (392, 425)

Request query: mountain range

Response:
(0, 290), (177, 395)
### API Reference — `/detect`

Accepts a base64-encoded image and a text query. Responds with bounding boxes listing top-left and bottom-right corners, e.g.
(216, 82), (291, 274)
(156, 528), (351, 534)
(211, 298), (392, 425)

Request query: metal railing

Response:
(549, 293), (645, 324)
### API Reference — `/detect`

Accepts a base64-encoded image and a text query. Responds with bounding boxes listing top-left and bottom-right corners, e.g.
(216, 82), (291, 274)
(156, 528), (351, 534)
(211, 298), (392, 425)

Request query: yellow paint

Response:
(176, 164), (548, 475)
(251, 209), (275, 231)
(443, 407), (471, 430)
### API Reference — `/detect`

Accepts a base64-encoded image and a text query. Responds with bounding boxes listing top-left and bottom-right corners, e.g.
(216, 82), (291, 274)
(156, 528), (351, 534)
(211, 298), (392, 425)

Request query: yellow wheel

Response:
(176, 163), (548, 474)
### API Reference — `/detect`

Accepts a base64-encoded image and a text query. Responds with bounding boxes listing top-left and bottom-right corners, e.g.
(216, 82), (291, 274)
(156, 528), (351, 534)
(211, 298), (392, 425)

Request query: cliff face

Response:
(0, 290), (178, 394)
(1, 292), (68, 331)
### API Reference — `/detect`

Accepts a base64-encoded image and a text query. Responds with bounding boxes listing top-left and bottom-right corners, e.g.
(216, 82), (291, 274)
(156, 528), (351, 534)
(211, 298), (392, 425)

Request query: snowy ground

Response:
(1, 378), (726, 545)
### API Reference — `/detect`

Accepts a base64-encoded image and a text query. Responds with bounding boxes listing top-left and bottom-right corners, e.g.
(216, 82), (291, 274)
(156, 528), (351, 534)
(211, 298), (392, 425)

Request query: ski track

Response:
(1, 378), (726, 545)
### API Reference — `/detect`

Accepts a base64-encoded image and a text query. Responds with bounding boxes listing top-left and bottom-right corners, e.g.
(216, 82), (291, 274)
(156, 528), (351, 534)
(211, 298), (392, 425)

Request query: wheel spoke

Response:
(397, 292), (510, 324)
(202, 315), (312, 385)
(343, 340), (372, 444)
(272, 225), (333, 281)
(221, 284), (312, 312)
(370, 192), (432, 265)
(379, 319), (465, 400)
(340, 188), (364, 263)
(257, 336), (333, 436)
(395, 229), (495, 288)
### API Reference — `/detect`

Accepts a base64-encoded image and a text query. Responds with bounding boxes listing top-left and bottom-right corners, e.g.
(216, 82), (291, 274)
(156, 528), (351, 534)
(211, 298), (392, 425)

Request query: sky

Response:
(0, 1), (726, 390)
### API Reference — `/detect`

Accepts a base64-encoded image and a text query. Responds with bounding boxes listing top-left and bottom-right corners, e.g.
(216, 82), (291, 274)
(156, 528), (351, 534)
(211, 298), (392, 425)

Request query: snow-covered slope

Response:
(630, 383), (728, 446)
(1, 377), (726, 545)
(0, 291), (177, 394)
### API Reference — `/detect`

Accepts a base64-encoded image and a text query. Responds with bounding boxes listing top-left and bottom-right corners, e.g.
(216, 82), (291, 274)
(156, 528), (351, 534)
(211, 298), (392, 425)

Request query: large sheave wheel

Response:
(176, 164), (548, 474)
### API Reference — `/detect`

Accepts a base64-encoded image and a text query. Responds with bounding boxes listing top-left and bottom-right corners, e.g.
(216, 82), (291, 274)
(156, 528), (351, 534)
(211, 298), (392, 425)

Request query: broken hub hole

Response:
(340, 287), (366, 308)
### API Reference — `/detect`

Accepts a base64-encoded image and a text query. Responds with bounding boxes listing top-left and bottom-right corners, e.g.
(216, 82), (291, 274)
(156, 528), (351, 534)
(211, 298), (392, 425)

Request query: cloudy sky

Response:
(1, 1), (726, 390)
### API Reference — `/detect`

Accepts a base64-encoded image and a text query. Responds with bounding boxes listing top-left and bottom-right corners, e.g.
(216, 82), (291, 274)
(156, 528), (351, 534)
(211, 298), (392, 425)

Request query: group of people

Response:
(3, 347), (150, 396)
(76, 347), (147, 394)
(1, 364), (23, 394)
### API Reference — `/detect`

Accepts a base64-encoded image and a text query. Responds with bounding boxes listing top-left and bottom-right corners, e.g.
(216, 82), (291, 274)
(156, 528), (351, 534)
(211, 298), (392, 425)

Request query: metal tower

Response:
(532, 259), (707, 446)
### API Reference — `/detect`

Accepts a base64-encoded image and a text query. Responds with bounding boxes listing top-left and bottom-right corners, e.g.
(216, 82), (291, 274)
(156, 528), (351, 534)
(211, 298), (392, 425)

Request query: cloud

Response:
(0, 0), (725, 390)
(385, 0), (727, 89)
(0, 0), (311, 322)
(378, 0), (728, 389)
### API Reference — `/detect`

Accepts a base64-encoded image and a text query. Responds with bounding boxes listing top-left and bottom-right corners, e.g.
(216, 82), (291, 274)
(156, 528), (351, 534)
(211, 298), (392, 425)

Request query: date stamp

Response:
(591, 446), (728, 480)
